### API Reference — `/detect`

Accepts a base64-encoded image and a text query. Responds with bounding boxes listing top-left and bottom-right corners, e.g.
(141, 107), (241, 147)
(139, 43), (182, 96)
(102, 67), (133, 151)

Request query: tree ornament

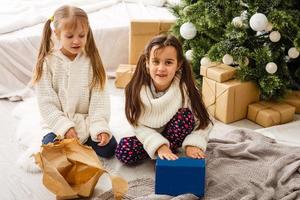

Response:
(249, 13), (268, 31)
(222, 54), (233, 65)
(241, 10), (248, 20)
(265, 62), (278, 74)
(200, 57), (211, 66)
(180, 22), (197, 40)
(288, 47), (300, 59)
(183, 6), (190, 16)
(256, 31), (265, 36)
(232, 17), (243, 28)
(240, 57), (249, 66)
(269, 31), (281, 42)
(265, 22), (273, 32)
(185, 50), (193, 61)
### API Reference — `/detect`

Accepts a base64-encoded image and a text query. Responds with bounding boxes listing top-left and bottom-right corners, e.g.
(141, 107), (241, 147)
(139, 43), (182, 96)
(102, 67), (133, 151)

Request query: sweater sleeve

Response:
(135, 124), (170, 159)
(36, 61), (75, 137)
(89, 84), (112, 142)
(182, 120), (213, 152)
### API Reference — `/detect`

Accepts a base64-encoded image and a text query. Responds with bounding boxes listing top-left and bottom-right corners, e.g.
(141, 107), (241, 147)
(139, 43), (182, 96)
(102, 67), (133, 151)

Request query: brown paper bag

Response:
(34, 138), (128, 200)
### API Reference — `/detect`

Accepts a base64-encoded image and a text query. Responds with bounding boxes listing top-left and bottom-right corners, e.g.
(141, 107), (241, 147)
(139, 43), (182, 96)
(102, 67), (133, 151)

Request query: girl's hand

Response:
(64, 128), (78, 139)
(97, 132), (110, 146)
(185, 146), (205, 159)
(157, 145), (178, 160)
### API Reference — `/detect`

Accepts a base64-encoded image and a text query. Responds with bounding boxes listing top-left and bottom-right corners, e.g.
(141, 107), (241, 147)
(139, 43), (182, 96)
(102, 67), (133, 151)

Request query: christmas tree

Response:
(170, 0), (300, 100)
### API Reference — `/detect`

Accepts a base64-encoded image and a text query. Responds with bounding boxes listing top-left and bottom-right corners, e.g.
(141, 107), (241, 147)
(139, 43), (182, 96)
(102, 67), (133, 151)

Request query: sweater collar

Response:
(139, 76), (183, 128)
(52, 49), (85, 63)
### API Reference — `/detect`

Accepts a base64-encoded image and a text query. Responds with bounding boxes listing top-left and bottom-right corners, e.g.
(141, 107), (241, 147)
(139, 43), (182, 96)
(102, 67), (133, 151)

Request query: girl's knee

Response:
(42, 132), (57, 144)
(115, 137), (146, 165)
(177, 108), (195, 124)
(94, 136), (117, 158)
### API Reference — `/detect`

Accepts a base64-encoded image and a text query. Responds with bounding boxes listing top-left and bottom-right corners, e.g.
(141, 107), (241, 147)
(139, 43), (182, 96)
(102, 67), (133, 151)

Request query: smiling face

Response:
(147, 45), (180, 92)
(56, 19), (88, 60)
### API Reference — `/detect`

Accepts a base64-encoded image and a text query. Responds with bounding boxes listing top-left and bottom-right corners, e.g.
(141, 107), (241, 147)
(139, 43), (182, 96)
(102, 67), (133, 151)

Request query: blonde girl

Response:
(32, 5), (117, 158)
(116, 34), (213, 165)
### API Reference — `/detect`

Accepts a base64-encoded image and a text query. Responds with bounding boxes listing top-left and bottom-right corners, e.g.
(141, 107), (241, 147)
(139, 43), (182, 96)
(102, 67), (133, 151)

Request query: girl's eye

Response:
(166, 61), (173, 65)
(152, 60), (159, 65)
(79, 34), (85, 38)
(66, 35), (73, 39)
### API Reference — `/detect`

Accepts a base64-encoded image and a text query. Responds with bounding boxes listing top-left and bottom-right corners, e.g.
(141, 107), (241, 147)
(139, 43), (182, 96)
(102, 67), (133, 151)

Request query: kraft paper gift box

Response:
(283, 90), (300, 114)
(129, 19), (175, 64)
(115, 64), (136, 88)
(202, 77), (260, 123)
(155, 158), (205, 197)
(247, 101), (296, 127)
(200, 62), (236, 82)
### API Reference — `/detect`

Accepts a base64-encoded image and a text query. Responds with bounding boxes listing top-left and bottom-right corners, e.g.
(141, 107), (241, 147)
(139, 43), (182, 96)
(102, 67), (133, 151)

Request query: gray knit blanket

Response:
(95, 129), (300, 200)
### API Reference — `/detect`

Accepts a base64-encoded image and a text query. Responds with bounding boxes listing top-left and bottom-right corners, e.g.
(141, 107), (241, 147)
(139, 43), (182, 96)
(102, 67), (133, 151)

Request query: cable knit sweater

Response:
(36, 50), (111, 143)
(136, 77), (213, 159)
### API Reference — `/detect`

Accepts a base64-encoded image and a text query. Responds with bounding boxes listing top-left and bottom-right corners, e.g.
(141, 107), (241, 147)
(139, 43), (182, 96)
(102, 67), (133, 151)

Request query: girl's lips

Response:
(156, 74), (167, 77)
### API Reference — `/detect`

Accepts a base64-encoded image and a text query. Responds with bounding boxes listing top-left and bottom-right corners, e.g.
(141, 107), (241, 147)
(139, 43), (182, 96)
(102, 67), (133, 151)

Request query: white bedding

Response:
(0, 0), (175, 95)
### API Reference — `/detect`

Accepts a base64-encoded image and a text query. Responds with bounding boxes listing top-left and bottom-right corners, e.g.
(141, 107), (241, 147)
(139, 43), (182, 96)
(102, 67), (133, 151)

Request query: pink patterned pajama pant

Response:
(115, 108), (195, 165)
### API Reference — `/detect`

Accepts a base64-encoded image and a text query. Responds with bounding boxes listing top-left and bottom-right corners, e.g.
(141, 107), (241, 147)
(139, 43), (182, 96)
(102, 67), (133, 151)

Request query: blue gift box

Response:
(155, 157), (205, 197)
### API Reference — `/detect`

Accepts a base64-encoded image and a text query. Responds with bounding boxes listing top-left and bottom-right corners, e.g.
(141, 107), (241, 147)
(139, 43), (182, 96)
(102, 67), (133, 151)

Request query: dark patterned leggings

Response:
(115, 108), (195, 165)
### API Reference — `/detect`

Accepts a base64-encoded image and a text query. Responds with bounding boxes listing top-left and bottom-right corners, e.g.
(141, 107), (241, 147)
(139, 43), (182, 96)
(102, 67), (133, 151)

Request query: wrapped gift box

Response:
(247, 101), (296, 127)
(155, 158), (205, 197)
(200, 62), (236, 83)
(129, 19), (175, 64)
(202, 77), (260, 123)
(283, 90), (300, 114)
(115, 64), (136, 88)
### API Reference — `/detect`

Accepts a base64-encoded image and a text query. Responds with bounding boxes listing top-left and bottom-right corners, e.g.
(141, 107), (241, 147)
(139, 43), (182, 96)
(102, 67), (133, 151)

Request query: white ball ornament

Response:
(222, 54), (234, 65)
(288, 47), (300, 59)
(249, 13), (268, 31)
(200, 57), (211, 66)
(265, 62), (278, 74)
(180, 22), (197, 40)
(185, 50), (193, 61)
(269, 31), (281, 42)
(232, 17), (243, 28)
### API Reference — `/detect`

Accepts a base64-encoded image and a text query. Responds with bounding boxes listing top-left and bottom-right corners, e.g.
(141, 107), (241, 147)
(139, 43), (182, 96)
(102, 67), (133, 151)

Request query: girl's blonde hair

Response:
(32, 5), (106, 89)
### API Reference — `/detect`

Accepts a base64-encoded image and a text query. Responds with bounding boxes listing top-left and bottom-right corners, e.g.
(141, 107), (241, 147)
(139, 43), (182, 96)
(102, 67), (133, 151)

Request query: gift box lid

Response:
(156, 157), (205, 168)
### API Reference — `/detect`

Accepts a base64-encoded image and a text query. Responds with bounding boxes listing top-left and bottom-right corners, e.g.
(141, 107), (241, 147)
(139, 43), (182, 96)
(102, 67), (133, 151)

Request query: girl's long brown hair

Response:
(32, 5), (106, 89)
(125, 34), (212, 130)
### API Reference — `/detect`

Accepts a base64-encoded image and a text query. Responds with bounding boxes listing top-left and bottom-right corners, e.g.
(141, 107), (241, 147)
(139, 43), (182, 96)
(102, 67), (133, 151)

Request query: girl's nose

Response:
(73, 37), (80, 44)
(157, 63), (166, 71)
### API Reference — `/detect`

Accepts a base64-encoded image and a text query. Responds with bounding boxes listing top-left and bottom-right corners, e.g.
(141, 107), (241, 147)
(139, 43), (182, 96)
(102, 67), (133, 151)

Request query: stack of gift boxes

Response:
(200, 62), (299, 127)
(115, 19), (175, 88)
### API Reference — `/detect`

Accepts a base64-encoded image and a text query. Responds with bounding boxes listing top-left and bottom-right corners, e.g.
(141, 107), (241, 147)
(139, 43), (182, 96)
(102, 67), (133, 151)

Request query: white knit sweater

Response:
(136, 77), (213, 159)
(36, 50), (111, 143)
